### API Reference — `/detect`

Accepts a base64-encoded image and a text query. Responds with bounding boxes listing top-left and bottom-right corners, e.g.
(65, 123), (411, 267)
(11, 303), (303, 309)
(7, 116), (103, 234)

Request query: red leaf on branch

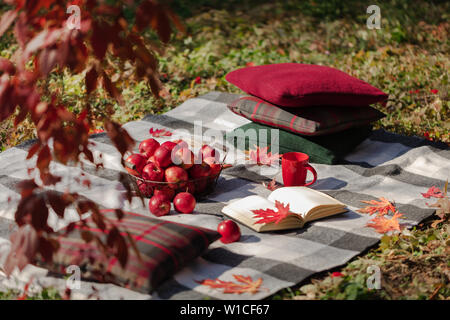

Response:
(149, 127), (172, 137)
(421, 186), (444, 199)
(251, 200), (295, 225)
(3, 225), (38, 276)
(366, 211), (404, 234)
(85, 67), (98, 94)
(197, 274), (264, 294)
(0, 10), (18, 38)
(357, 197), (396, 216)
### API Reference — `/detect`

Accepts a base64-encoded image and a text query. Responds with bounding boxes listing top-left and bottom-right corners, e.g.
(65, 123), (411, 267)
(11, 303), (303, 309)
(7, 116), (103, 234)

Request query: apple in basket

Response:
(142, 162), (164, 183)
(189, 162), (211, 179)
(137, 180), (153, 198)
(165, 166), (188, 189)
(172, 147), (195, 170)
(160, 140), (177, 151)
(204, 156), (221, 176)
(153, 145), (173, 168)
(173, 192), (196, 214)
(172, 139), (189, 149)
(154, 187), (175, 202)
(149, 194), (171, 217)
(125, 153), (147, 176)
(139, 138), (160, 158)
(199, 144), (220, 162)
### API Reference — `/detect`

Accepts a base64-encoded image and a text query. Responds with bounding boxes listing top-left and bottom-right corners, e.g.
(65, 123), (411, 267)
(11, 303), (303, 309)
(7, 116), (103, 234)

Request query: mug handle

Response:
(304, 164), (317, 187)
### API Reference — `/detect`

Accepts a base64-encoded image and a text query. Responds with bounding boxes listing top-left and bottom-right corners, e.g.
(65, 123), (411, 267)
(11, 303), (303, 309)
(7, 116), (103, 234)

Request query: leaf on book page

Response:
(357, 197), (396, 216)
(149, 127), (172, 137)
(248, 145), (281, 166)
(421, 186), (444, 199)
(197, 274), (265, 294)
(366, 211), (404, 234)
(251, 200), (296, 225)
(262, 178), (279, 191)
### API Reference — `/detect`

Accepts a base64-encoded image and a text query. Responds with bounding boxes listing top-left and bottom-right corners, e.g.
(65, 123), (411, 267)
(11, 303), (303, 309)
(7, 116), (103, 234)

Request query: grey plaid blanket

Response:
(0, 91), (448, 300)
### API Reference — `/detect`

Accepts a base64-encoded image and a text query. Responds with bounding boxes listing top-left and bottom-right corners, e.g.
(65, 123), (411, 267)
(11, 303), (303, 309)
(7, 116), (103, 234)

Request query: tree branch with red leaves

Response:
(0, 0), (183, 276)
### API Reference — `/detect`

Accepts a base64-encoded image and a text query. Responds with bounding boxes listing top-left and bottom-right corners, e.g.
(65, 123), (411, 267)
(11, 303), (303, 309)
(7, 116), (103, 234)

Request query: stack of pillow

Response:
(225, 63), (388, 164)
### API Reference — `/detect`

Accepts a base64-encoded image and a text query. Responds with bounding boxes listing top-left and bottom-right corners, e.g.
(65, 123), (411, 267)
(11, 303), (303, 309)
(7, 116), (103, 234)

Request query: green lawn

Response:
(0, 0), (448, 299)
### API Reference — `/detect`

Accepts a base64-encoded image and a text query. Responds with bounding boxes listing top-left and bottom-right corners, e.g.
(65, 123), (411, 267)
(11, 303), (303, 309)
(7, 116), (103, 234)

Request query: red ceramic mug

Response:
(281, 152), (317, 187)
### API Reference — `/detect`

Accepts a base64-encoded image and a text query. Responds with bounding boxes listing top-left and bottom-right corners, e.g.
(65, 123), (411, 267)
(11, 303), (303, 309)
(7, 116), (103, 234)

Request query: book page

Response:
(221, 195), (277, 229)
(267, 187), (345, 217)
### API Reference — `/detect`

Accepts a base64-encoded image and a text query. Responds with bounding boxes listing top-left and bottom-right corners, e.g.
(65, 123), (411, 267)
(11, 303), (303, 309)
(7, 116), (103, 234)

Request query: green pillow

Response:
(225, 122), (372, 164)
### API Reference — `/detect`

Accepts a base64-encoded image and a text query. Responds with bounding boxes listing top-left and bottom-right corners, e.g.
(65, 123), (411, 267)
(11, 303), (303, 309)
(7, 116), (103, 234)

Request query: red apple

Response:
(147, 155), (156, 164)
(125, 153), (147, 176)
(200, 144), (219, 162)
(153, 145), (173, 168)
(189, 162), (211, 179)
(204, 156), (221, 176)
(173, 192), (196, 214)
(165, 166), (188, 189)
(154, 187), (175, 202)
(149, 195), (171, 217)
(139, 138), (160, 158)
(217, 220), (241, 244)
(172, 147), (195, 170)
(142, 162), (164, 183)
(172, 139), (189, 149)
(161, 141), (177, 151)
(137, 180), (153, 198)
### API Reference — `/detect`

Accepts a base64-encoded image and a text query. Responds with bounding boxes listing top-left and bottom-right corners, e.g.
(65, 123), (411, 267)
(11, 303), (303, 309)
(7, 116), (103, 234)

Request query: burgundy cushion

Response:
(225, 63), (388, 107)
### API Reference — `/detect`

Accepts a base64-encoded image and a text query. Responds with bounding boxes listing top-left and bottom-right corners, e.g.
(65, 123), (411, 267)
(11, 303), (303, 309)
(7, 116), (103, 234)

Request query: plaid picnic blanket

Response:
(0, 91), (448, 300)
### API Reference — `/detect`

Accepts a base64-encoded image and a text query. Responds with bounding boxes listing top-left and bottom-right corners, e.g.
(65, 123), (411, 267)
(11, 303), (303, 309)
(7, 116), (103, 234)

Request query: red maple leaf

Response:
(357, 197), (396, 216)
(421, 186), (444, 199)
(366, 211), (404, 234)
(251, 200), (295, 224)
(197, 274), (265, 294)
(149, 127), (172, 137)
(262, 178), (279, 191)
(248, 145), (281, 166)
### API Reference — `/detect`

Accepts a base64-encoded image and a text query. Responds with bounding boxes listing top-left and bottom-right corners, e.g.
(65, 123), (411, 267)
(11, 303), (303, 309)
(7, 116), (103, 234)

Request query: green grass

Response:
(0, 0), (448, 299)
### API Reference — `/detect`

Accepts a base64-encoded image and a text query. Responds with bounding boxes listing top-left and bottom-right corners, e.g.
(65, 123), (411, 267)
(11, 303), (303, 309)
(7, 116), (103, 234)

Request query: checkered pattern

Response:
(228, 96), (386, 135)
(0, 91), (448, 300)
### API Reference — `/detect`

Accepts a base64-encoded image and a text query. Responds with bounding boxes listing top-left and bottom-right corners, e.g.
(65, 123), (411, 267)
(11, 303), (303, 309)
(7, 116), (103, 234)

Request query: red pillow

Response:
(225, 63), (388, 107)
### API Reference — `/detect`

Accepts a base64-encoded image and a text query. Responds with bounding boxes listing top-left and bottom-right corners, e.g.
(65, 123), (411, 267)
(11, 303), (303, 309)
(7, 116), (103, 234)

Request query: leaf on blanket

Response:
(149, 127), (172, 137)
(357, 197), (396, 216)
(251, 200), (295, 224)
(247, 145), (281, 166)
(427, 181), (449, 228)
(262, 178), (279, 191)
(197, 274), (265, 294)
(421, 186), (444, 199)
(366, 211), (404, 234)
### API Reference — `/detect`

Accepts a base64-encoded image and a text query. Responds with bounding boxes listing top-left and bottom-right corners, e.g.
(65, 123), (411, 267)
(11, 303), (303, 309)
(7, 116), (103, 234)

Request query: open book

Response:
(221, 187), (347, 232)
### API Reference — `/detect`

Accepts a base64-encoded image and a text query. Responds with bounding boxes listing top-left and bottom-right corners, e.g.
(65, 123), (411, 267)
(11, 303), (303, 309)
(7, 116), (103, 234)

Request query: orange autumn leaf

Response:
(251, 200), (295, 225)
(357, 197), (396, 216)
(247, 145), (281, 166)
(262, 178), (279, 191)
(197, 274), (264, 294)
(149, 127), (172, 137)
(366, 211), (404, 234)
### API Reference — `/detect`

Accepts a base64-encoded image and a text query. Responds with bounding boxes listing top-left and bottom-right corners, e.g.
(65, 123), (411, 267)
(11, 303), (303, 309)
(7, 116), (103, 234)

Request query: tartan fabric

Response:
(36, 209), (220, 294)
(0, 91), (448, 300)
(228, 96), (385, 136)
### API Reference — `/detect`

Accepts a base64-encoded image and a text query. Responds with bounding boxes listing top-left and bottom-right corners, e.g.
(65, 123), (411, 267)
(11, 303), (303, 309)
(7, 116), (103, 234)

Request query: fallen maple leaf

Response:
(366, 211), (404, 234)
(421, 186), (444, 199)
(427, 181), (449, 228)
(248, 145), (281, 166)
(149, 127), (172, 137)
(251, 200), (295, 225)
(262, 178), (279, 191)
(197, 274), (264, 294)
(357, 197), (396, 216)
